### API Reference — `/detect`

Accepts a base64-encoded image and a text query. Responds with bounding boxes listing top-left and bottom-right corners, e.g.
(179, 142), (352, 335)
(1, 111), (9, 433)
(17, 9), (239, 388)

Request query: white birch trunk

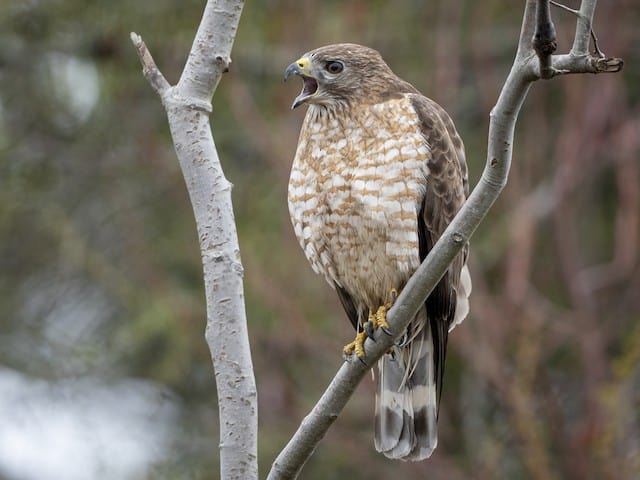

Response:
(131, 1), (257, 479)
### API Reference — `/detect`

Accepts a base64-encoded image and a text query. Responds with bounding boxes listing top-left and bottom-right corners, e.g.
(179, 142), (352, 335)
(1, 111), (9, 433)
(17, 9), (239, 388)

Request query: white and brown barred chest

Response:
(288, 97), (431, 310)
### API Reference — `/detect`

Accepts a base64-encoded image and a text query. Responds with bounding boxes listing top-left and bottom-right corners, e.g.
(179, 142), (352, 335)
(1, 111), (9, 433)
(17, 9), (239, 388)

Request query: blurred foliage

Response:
(1, 0), (639, 479)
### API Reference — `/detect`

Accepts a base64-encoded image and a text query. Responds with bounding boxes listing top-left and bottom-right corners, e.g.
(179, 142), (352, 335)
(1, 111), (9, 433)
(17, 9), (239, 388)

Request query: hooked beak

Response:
(284, 57), (319, 109)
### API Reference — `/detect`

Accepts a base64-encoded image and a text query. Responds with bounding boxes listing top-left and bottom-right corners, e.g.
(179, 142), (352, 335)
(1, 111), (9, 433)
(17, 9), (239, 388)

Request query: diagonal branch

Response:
(131, 2), (256, 480)
(267, 0), (622, 478)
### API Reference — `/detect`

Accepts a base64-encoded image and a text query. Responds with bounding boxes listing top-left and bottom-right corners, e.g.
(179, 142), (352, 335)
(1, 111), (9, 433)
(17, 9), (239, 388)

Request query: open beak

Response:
(284, 57), (319, 109)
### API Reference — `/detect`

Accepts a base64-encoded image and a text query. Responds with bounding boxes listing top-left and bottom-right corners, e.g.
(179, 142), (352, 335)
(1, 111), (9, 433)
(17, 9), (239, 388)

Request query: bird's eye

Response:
(325, 61), (344, 74)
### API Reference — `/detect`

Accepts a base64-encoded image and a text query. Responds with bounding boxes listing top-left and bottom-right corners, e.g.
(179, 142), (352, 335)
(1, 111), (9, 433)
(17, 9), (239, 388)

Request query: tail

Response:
(374, 264), (472, 460)
(374, 308), (438, 461)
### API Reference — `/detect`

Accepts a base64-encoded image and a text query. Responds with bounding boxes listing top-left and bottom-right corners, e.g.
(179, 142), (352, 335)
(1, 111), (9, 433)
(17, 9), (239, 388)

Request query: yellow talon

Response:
(343, 331), (368, 358)
(374, 305), (391, 331)
(342, 289), (398, 360)
(373, 288), (397, 331)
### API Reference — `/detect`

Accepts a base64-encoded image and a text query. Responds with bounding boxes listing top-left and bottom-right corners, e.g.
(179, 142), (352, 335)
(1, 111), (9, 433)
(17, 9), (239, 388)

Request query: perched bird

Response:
(285, 43), (471, 461)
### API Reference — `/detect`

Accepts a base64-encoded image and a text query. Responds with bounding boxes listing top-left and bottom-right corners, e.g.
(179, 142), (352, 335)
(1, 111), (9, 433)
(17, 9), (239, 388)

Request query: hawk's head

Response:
(284, 43), (406, 110)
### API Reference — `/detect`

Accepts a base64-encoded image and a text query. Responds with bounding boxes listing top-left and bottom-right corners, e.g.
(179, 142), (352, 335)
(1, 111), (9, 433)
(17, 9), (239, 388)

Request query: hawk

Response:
(285, 43), (471, 461)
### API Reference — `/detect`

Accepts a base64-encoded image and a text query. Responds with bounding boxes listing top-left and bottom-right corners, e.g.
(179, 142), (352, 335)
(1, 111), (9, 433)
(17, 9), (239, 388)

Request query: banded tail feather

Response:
(374, 263), (471, 461)
(374, 308), (438, 460)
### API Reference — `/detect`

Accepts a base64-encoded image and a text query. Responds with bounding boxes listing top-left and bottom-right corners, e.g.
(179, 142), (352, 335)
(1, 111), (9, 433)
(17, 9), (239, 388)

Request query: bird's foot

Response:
(343, 289), (398, 362)
(343, 331), (368, 364)
(373, 288), (397, 335)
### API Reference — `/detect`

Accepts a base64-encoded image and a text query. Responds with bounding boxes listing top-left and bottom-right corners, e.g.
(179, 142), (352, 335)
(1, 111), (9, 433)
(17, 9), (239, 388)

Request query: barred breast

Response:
(288, 96), (430, 311)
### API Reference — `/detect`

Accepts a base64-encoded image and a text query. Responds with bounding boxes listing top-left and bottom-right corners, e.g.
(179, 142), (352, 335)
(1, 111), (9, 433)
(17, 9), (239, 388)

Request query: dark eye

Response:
(325, 61), (344, 74)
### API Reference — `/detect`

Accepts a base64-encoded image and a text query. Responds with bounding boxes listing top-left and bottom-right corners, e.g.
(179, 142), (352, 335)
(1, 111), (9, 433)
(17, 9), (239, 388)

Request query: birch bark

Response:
(131, 2), (257, 479)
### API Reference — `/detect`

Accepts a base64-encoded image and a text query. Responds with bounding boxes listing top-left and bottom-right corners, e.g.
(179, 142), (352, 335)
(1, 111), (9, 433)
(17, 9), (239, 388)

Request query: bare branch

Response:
(550, 0), (611, 59)
(571, 0), (598, 56)
(179, 0), (243, 101)
(533, 0), (558, 79)
(268, 0), (623, 478)
(590, 27), (605, 58)
(130, 32), (170, 95)
(132, 2), (256, 480)
(549, 54), (623, 76)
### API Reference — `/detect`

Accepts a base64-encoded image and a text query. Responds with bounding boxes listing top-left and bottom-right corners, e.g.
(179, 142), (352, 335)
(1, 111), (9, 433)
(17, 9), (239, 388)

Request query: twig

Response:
(550, 0), (605, 57)
(550, 0), (578, 15)
(130, 33), (170, 96)
(571, 0), (597, 56)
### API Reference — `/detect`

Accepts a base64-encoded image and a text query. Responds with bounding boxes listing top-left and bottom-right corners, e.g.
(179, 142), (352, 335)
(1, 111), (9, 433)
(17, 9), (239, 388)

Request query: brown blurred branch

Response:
(131, 2), (257, 480)
(576, 118), (640, 292)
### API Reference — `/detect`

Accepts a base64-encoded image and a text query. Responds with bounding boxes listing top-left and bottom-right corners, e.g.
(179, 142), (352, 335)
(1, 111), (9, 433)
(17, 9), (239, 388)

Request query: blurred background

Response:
(1, 0), (638, 479)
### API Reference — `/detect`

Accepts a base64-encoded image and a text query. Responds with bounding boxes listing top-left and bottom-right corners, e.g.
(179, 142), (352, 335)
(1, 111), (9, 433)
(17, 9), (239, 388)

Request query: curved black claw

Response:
(364, 321), (376, 340)
(381, 326), (393, 336)
(343, 350), (368, 366)
(396, 333), (408, 348)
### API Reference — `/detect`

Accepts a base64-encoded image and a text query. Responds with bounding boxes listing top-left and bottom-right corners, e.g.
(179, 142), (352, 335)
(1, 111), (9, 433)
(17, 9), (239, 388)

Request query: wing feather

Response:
(409, 94), (470, 408)
(335, 285), (361, 331)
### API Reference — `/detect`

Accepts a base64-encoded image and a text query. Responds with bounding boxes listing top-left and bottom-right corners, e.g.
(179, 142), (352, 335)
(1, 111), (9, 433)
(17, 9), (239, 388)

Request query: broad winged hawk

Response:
(285, 43), (471, 461)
